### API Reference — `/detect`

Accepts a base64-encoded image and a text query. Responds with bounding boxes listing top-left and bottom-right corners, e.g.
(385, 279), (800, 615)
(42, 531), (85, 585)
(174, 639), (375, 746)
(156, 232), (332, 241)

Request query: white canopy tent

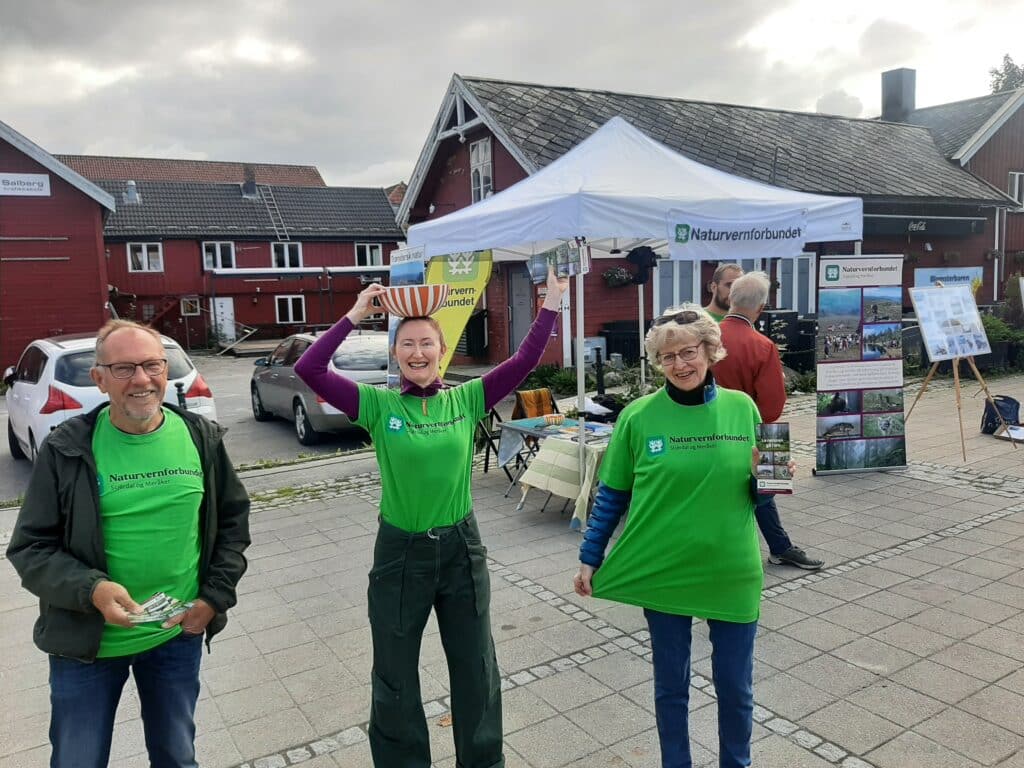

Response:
(407, 116), (863, 466)
(408, 116), (862, 258)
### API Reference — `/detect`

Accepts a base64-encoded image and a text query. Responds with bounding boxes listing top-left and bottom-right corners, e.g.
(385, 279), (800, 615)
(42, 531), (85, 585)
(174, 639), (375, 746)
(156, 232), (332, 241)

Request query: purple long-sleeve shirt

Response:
(294, 308), (559, 419)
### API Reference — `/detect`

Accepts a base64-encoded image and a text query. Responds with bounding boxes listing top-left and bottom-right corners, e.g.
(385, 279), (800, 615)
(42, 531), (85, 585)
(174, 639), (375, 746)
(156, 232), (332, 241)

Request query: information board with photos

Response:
(815, 256), (907, 474)
(908, 284), (991, 363)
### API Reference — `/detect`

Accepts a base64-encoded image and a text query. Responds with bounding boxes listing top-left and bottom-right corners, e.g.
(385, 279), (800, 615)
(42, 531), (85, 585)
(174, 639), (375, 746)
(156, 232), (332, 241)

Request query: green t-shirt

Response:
(355, 379), (485, 532)
(592, 387), (763, 623)
(93, 407), (204, 657)
(705, 307), (726, 322)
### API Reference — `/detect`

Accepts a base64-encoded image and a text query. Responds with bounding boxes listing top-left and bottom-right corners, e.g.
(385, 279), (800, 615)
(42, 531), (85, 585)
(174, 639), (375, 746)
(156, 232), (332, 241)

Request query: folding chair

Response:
(511, 388), (559, 420)
(477, 408), (513, 482)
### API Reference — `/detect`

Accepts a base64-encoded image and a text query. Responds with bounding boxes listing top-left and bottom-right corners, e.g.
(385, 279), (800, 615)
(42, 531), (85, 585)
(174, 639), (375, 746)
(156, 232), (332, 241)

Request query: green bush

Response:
(520, 363), (560, 391)
(981, 313), (1015, 342)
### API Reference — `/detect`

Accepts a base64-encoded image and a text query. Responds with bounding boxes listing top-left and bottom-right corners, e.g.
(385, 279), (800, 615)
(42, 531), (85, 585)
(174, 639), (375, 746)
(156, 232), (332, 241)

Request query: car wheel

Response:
(7, 421), (26, 460)
(294, 401), (320, 446)
(251, 384), (272, 422)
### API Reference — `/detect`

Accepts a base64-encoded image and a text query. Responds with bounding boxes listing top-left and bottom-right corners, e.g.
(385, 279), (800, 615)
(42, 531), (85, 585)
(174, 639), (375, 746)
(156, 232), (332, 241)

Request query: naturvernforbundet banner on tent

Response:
(666, 209), (809, 261)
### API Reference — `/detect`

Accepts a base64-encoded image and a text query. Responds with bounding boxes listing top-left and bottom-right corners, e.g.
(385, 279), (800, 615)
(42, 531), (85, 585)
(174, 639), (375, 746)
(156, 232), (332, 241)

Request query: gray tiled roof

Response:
(903, 90), (1019, 157)
(460, 76), (1010, 206)
(95, 180), (402, 239)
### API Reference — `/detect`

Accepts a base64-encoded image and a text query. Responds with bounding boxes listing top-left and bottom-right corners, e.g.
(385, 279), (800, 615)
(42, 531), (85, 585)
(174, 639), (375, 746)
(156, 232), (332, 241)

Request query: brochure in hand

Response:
(755, 423), (793, 495)
(528, 242), (590, 284)
(128, 592), (193, 625)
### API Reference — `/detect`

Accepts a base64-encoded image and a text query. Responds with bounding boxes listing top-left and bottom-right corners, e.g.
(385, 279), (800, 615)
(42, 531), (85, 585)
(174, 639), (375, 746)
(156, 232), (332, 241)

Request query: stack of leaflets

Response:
(528, 242), (590, 284)
(755, 423), (793, 495)
(128, 592), (192, 624)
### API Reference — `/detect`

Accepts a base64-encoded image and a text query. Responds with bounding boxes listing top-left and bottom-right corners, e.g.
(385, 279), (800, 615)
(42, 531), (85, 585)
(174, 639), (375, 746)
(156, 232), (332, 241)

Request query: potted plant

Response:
(602, 266), (635, 288)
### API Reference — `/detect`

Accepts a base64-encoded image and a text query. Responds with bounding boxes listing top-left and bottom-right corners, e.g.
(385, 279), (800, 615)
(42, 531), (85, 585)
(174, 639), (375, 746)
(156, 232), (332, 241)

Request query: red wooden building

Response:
(901, 74), (1024, 271)
(0, 120), (115, 367)
(38, 155), (400, 349)
(398, 73), (1018, 367)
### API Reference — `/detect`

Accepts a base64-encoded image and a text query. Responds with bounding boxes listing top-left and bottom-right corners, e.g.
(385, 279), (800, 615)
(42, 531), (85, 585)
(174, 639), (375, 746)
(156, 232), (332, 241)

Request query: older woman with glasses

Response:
(573, 304), (770, 768)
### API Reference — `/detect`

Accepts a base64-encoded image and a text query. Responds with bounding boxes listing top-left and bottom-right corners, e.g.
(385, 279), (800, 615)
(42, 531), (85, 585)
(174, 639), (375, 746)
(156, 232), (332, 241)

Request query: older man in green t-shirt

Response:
(7, 320), (250, 768)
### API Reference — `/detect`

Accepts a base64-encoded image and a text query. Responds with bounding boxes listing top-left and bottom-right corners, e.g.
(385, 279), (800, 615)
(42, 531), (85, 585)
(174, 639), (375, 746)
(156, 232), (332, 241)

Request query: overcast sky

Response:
(1, 0), (1021, 187)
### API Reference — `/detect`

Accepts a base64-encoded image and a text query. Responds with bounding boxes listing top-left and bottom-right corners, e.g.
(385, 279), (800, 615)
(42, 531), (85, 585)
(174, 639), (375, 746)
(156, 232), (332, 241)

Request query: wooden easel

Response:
(905, 356), (1018, 461)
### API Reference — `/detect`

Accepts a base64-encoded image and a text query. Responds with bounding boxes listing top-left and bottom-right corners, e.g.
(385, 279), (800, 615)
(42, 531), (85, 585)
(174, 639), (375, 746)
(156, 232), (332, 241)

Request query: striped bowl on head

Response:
(378, 284), (450, 317)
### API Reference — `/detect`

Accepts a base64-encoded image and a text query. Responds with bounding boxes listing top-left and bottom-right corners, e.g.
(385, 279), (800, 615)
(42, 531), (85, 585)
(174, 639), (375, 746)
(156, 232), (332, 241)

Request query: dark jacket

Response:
(6, 403), (251, 662)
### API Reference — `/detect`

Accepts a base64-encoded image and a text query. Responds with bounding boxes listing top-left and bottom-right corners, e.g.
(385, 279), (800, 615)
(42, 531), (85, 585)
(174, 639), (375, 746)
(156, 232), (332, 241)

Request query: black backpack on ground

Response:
(981, 395), (1021, 434)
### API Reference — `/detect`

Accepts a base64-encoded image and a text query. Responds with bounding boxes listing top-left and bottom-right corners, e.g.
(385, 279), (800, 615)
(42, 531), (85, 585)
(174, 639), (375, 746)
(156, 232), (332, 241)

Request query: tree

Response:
(989, 54), (1024, 93)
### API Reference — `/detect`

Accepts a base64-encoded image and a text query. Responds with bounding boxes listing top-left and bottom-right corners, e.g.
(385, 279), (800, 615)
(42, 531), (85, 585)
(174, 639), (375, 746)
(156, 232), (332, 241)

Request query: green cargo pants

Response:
(367, 513), (504, 768)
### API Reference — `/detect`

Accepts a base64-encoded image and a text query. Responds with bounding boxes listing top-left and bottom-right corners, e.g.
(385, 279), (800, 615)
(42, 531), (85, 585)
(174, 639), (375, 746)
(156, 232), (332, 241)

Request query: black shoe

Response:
(769, 547), (824, 570)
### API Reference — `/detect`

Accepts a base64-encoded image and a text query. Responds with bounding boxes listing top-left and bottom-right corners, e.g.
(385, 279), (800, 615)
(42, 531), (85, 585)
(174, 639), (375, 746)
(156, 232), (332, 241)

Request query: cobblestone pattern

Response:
(231, 456), (1024, 767)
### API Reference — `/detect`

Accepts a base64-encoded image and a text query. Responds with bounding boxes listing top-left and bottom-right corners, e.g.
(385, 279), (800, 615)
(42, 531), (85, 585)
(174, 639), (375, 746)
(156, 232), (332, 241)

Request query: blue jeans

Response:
(644, 610), (757, 768)
(754, 494), (792, 556)
(49, 632), (203, 768)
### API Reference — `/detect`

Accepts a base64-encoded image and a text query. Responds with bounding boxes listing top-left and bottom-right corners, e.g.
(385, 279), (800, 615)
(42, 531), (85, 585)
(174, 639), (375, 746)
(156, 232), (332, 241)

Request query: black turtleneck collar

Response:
(665, 371), (718, 406)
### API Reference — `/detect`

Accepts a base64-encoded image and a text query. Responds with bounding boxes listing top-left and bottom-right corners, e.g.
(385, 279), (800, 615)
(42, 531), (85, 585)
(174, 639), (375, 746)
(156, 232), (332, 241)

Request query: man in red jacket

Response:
(714, 270), (824, 570)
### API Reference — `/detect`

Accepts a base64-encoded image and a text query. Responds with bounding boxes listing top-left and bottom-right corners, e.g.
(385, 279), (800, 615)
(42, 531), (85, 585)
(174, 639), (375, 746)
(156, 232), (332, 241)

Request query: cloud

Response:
(816, 89), (864, 117)
(0, 2), (996, 186)
(858, 18), (926, 68)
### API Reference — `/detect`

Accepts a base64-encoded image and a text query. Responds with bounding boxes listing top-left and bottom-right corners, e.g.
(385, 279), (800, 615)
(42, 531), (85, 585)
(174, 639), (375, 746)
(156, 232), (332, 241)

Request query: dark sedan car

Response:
(250, 331), (389, 444)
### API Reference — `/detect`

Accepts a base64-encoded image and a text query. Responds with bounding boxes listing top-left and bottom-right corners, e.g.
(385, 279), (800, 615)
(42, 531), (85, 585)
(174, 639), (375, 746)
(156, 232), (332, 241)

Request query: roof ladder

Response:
(258, 184), (290, 241)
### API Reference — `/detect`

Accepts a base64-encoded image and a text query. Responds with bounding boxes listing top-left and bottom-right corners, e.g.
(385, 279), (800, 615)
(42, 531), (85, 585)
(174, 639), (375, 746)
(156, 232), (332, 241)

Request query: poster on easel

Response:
(815, 256), (907, 474)
(908, 284), (990, 362)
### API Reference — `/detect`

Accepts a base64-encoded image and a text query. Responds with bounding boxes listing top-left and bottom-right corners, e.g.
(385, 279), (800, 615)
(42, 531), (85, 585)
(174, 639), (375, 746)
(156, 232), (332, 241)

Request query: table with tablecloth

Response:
(497, 418), (612, 529)
(517, 436), (608, 529)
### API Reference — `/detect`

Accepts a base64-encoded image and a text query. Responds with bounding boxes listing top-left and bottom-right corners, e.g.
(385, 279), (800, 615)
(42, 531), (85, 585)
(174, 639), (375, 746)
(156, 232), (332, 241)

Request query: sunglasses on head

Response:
(653, 310), (700, 327)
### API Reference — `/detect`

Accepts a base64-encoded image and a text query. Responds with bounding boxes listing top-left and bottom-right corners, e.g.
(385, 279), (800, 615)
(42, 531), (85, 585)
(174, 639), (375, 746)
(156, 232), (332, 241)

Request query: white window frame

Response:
(355, 242), (383, 267)
(272, 241), (303, 268)
(1009, 171), (1024, 212)
(470, 137), (493, 203)
(275, 294), (305, 324)
(180, 297), (201, 316)
(202, 241), (235, 270)
(127, 242), (163, 273)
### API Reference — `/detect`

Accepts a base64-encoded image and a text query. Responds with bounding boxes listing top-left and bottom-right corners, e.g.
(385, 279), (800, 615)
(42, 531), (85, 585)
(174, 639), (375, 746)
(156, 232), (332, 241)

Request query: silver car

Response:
(250, 331), (389, 445)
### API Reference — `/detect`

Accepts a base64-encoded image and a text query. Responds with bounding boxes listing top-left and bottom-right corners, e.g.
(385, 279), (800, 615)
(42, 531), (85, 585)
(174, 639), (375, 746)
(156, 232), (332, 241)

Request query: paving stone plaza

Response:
(2, 374), (1024, 767)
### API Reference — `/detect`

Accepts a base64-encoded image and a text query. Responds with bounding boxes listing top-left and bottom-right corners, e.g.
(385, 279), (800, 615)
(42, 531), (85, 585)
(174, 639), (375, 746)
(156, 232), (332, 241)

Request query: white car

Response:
(4, 333), (217, 462)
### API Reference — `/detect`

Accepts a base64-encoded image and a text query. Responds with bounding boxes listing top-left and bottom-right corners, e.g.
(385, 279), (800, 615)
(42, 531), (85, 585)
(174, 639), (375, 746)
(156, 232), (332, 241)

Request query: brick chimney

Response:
(881, 68), (916, 123)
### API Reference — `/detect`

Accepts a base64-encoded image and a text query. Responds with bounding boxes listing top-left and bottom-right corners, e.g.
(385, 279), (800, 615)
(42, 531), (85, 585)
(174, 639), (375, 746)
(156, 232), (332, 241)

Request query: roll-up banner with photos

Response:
(815, 256), (908, 474)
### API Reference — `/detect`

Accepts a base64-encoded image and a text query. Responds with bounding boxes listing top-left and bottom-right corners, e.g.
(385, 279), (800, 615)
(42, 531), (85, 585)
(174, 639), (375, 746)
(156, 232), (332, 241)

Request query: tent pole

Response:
(638, 281), (646, 389)
(576, 255), (587, 480)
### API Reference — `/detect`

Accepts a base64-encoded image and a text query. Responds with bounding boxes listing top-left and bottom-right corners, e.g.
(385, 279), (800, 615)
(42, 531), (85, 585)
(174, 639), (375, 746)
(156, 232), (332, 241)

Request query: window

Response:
(275, 295), (305, 324)
(180, 297), (201, 316)
(268, 340), (292, 365)
(272, 241), (302, 268)
(283, 339), (310, 366)
(356, 243), (383, 266)
(203, 241), (235, 269)
(128, 243), (163, 272)
(470, 137), (493, 203)
(15, 345), (48, 384)
(1010, 172), (1024, 212)
(141, 303), (156, 322)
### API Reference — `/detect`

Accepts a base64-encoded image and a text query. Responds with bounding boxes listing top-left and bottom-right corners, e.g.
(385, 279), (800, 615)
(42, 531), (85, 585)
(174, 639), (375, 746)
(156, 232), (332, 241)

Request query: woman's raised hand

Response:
(542, 265), (570, 311)
(346, 283), (387, 323)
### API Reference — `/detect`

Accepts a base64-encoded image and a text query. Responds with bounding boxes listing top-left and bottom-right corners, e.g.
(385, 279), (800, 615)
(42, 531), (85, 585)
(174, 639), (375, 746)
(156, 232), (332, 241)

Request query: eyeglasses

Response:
(653, 310), (700, 327)
(96, 359), (168, 379)
(657, 347), (701, 366)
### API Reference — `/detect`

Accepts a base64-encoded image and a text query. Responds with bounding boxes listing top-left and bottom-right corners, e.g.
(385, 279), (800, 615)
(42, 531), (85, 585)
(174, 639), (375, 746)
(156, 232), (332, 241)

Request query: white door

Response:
(210, 297), (236, 343)
(777, 253), (817, 314)
(655, 259), (700, 314)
